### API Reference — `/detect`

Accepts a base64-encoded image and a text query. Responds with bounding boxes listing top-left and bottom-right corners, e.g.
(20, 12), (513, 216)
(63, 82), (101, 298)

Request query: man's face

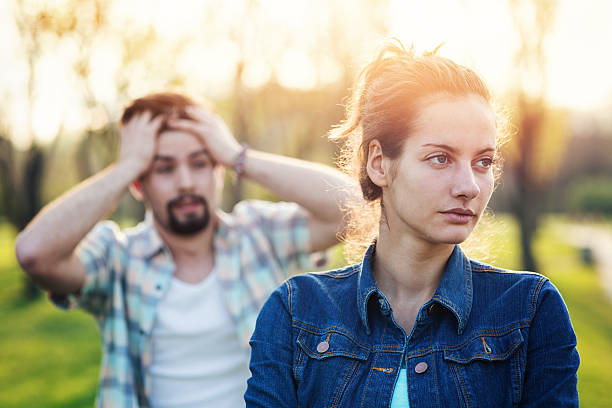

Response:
(138, 129), (223, 236)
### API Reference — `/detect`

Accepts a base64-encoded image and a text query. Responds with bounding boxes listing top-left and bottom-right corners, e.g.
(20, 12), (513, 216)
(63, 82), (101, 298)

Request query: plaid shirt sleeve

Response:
(234, 200), (319, 274)
(50, 221), (119, 321)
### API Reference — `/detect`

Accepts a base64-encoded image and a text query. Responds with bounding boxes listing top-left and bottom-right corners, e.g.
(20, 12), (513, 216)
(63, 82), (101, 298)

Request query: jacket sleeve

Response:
(521, 279), (580, 407)
(245, 280), (298, 407)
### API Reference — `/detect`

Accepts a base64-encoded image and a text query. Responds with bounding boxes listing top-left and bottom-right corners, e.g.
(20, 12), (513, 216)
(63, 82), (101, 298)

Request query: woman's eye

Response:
(475, 158), (493, 169)
(428, 155), (448, 165)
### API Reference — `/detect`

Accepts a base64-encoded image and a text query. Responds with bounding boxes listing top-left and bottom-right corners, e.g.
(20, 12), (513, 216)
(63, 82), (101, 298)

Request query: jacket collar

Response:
(356, 245), (379, 335)
(357, 244), (473, 335)
(430, 245), (473, 334)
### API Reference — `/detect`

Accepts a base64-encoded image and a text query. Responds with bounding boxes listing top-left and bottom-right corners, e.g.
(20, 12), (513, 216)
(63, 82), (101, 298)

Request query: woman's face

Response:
(378, 93), (496, 246)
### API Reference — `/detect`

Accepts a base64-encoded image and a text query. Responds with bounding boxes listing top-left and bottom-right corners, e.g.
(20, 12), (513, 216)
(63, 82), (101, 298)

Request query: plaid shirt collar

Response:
(130, 209), (236, 259)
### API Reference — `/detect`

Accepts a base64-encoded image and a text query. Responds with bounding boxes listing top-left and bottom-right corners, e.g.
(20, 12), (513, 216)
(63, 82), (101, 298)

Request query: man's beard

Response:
(166, 194), (211, 235)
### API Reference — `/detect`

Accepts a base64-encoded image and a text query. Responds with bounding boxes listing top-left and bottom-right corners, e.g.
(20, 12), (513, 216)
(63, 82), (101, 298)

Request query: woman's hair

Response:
(330, 40), (508, 260)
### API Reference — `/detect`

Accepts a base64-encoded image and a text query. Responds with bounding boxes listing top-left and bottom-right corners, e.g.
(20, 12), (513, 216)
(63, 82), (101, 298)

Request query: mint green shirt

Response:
(391, 367), (410, 407)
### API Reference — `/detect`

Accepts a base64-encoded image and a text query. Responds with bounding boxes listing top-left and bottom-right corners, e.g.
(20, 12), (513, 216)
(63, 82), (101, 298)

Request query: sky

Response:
(389, 0), (612, 112)
(1, 0), (612, 149)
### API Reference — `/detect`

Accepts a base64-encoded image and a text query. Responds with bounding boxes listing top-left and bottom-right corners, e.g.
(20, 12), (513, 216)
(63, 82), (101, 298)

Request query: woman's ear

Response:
(129, 180), (145, 202)
(366, 139), (390, 188)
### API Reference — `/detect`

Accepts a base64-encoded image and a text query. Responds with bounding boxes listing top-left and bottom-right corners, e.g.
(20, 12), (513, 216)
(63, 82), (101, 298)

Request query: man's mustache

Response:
(167, 194), (207, 210)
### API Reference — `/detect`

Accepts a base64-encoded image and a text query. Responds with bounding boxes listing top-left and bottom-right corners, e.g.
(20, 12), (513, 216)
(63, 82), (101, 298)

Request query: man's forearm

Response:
(15, 162), (139, 270)
(241, 150), (356, 225)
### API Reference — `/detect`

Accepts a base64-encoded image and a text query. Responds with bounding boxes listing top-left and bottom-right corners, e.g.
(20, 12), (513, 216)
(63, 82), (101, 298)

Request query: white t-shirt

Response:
(148, 269), (251, 407)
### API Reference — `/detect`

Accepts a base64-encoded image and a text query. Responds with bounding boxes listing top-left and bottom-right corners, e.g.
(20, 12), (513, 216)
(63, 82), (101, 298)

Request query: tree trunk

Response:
(229, 61), (248, 209)
(511, 97), (543, 273)
(516, 194), (539, 272)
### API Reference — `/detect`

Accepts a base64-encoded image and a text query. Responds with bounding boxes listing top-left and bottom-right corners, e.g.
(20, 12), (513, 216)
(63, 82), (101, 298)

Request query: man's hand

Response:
(168, 106), (242, 167)
(15, 112), (165, 294)
(118, 111), (165, 176)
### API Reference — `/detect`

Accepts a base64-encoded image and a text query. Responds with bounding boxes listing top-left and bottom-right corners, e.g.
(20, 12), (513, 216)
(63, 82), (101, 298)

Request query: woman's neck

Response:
(373, 228), (455, 307)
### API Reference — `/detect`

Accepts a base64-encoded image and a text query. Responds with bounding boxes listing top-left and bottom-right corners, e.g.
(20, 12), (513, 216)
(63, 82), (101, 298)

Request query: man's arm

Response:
(14, 112), (163, 294)
(237, 149), (355, 252)
(169, 107), (358, 252)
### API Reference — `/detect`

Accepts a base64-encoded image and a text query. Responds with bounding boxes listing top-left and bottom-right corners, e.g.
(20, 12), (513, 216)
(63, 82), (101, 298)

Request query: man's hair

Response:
(121, 92), (212, 133)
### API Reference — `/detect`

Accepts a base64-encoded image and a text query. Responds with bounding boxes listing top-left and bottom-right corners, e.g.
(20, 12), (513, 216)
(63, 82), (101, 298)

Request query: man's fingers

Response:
(186, 105), (225, 128)
(167, 117), (203, 132)
(137, 110), (152, 125)
(185, 105), (208, 121)
(124, 111), (151, 130)
(149, 114), (165, 130)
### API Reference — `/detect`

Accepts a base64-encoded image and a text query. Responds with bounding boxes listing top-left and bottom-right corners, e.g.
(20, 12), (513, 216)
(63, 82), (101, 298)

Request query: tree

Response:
(505, 0), (567, 271)
(3, 0), (113, 298)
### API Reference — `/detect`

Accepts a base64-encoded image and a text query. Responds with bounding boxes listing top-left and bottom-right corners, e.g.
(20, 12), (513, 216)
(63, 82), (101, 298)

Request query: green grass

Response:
(533, 221), (612, 407)
(1, 216), (611, 407)
(0, 223), (100, 408)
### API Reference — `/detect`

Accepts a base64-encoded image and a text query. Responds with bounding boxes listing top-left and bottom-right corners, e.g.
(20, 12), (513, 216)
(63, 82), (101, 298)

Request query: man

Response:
(15, 93), (354, 407)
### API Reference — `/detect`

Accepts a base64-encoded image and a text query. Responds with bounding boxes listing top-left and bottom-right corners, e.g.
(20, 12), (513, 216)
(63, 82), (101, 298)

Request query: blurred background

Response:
(1, 0), (611, 406)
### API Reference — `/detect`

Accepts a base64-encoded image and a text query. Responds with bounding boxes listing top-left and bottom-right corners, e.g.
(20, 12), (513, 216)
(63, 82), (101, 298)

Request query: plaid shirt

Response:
(52, 200), (315, 407)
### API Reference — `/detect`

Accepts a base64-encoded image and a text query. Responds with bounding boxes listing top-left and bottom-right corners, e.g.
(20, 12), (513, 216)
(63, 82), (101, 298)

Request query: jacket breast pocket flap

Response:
(443, 329), (524, 364)
(297, 330), (370, 361)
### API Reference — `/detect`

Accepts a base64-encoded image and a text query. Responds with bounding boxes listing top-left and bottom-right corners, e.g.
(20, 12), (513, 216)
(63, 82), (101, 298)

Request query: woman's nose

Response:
(450, 163), (480, 199)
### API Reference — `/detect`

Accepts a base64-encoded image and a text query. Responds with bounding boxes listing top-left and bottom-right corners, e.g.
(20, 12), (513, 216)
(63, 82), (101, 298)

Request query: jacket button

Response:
(414, 362), (428, 374)
(317, 341), (330, 353)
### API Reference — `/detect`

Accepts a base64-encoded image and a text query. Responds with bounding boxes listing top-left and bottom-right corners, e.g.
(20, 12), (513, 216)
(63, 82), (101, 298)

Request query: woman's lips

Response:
(439, 208), (476, 224)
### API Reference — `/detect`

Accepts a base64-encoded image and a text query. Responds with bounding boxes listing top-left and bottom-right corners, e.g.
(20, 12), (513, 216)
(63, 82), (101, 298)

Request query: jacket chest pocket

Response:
(442, 329), (525, 407)
(294, 329), (370, 407)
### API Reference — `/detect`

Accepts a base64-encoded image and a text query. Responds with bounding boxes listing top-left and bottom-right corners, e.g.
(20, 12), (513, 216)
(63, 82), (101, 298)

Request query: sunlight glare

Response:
(177, 40), (240, 99)
(154, 1), (206, 39)
(31, 46), (74, 143)
(317, 56), (343, 86)
(109, 0), (154, 30)
(89, 37), (122, 104)
(277, 49), (317, 90)
(388, 0), (515, 96)
(546, 0), (612, 110)
(259, 0), (309, 31)
(32, 92), (61, 144)
(389, 0), (612, 110)
(243, 60), (272, 90)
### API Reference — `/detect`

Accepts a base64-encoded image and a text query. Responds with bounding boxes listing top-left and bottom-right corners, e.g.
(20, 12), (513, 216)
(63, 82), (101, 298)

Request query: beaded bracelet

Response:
(233, 142), (249, 181)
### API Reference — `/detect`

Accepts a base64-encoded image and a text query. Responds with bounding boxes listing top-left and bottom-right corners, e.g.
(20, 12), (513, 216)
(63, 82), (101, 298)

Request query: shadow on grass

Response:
(47, 389), (97, 408)
(2, 289), (45, 311)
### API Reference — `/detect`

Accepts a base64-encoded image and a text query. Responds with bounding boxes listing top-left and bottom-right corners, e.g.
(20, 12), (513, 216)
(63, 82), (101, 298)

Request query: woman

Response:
(245, 42), (579, 407)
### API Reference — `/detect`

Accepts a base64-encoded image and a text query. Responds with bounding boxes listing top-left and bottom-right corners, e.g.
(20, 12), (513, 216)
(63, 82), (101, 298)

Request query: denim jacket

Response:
(245, 245), (579, 407)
